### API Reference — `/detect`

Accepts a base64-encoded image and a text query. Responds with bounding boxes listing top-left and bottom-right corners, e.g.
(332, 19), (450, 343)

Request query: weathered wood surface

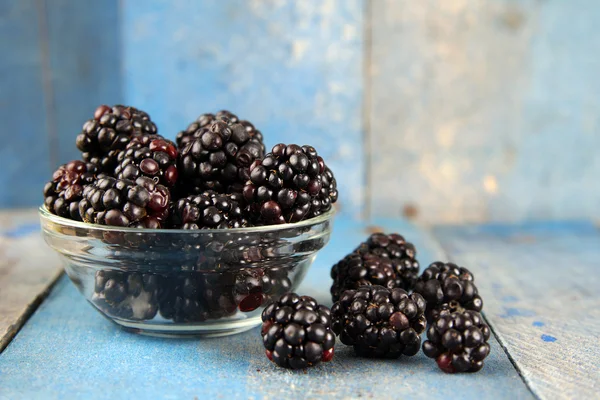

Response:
(0, 216), (531, 399)
(368, 0), (600, 223)
(434, 221), (600, 400)
(0, 210), (62, 353)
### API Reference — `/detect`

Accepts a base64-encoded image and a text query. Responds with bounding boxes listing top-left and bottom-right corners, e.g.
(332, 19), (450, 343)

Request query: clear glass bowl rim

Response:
(39, 205), (336, 235)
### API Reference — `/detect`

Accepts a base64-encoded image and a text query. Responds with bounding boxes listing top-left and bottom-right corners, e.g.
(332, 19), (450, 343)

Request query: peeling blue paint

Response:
(502, 295), (519, 303)
(500, 307), (536, 318)
(541, 334), (557, 343)
(532, 321), (545, 327)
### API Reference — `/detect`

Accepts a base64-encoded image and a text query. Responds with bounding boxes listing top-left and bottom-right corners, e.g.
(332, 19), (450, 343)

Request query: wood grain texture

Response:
(0, 216), (531, 399)
(0, 0), (52, 208)
(368, 0), (600, 223)
(122, 0), (365, 217)
(0, 210), (62, 353)
(44, 0), (122, 166)
(434, 221), (600, 400)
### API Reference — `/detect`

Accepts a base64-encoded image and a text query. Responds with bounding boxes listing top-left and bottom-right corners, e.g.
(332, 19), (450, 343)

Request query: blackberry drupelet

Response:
(331, 285), (427, 358)
(169, 191), (250, 229)
(178, 115), (265, 194)
(330, 253), (397, 302)
(356, 233), (420, 291)
(243, 143), (338, 225)
(78, 176), (170, 228)
(158, 272), (237, 323)
(92, 270), (160, 320)
(414, 261), (483, 322)
(114, 135), (178, 187)
(261, 293), (335, 369)
(76, 105), (158, 172)
(43, 160), (99, 221)
(233, 267), (292, 312)
(422, 309), (491, 373)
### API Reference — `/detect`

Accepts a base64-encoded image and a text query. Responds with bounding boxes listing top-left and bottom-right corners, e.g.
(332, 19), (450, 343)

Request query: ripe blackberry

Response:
(92, 270), (160, 320)
(43, 160), (101, 221)
(158, 272), (237, 322)
(261, 293), (335, 369)
(169, 191), (250, 229)
(233, 267), (292, 312)
(178, 115), (265, 194)
(114, 135), (178, 187)
(243, 143), (338, 225)
(79, 176), (170, 228)
(76, 105), (157, 172)
(356, 233), (420, 290)
(414, 262), (483, 322)
(330, 253), (397, 302)
(422, 309), (491, 373)
(176, 110), (265, 151)
(331, 285), (427, 358)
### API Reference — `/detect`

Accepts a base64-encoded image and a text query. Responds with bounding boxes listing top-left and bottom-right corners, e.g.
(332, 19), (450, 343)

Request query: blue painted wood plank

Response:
(44, 0), (123, 166)
(121, 0), (365, 218)
(0, 216), (530, 399)
(434, 221), (600, 399)
(368, 0), (600, 223)
(0, 210), (61, 352)
(0, 0), (51, 208)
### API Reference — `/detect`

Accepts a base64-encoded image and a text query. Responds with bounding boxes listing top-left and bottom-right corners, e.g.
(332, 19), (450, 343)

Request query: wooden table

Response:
(0, 210), (597, 399)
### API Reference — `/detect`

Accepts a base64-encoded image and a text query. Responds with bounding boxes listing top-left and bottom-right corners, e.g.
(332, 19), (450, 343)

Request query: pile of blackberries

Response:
(260, 233), (490, 374)
(44, 104), (338, 229)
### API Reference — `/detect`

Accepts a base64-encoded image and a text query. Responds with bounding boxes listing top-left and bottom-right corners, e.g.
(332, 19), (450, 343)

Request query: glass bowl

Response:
(39, 206), (334, 337)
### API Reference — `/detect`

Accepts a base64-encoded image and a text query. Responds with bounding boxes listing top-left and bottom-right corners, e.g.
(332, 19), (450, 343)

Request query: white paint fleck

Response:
(484, 175), (499, 194)
(292, 40), (310, 61)
(343, 24), (358, 40)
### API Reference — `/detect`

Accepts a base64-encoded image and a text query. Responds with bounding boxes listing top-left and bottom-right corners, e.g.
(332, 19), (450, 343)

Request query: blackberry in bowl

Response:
(39, 206), (334, 337)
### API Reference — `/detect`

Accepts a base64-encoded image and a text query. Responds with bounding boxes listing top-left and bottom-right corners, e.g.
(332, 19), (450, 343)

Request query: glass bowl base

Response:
(111, 315), (262, 338)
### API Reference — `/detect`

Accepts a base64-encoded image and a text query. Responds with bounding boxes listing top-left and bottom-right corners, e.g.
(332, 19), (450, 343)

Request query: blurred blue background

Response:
(1, 0), (599, 223)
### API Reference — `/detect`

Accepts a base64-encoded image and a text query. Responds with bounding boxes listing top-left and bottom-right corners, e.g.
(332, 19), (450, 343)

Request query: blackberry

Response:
(356, 233), (420, 290)
(261, 293), (335, 369)
(178, 115), (265, 194)
(169, 191), (250, 229)
(43, 160), (99, 221)
(92, 270), (160, 320)
(243, 143), (338, 225)
(233, 267), (292, 312)
(330, 253), (397, 302)
(422, 309), (491, 373)
(114, 135), (178, 187)
(158, 272), (237, 322)
(79, 176), (170, 228)
(331, 285), (427, 358)
(414, 262), (483, 322)
(76, 105), (158, 172)
(176, 110), (265, 151)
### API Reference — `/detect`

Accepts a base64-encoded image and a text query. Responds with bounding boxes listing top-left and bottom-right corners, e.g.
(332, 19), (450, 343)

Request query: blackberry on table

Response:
(114, 135), (178, 187)
(178, 114), (265, 194)
(261, 293), (335, 369)
(43, 160), (99, 221)
(422, 309), (491, 373)
(414, 262), (483, 322)
(331, 285), (427, 358)
(92, 270), (160, 320)
(169, 191), (250, 229)
(76, 105), (157, 172)
(330, 253), (397, 302)
(356, 233), (420, 291)
(243, 143), (338, 225)
(79, 176), (170, 228)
